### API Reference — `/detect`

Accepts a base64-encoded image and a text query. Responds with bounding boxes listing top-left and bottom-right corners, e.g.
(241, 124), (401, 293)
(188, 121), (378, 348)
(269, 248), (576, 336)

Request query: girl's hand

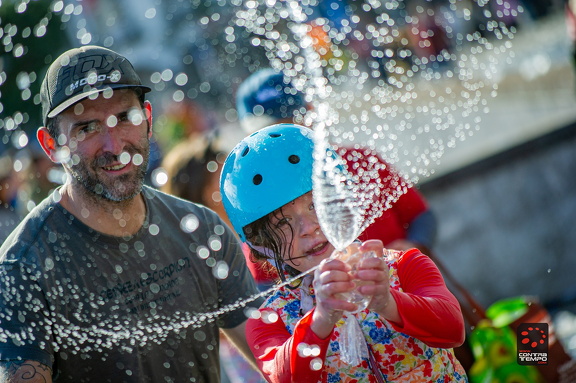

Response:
(356, 240), (401, 323)
(311, 258), (357, 339)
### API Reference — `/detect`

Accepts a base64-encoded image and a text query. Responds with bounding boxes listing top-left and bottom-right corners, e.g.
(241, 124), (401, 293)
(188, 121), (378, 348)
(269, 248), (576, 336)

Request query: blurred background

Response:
(1, 0), (576, 376)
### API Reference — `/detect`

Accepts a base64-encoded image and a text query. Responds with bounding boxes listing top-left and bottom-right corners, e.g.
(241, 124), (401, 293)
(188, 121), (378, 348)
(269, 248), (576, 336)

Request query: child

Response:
(220, 124), (468, 382)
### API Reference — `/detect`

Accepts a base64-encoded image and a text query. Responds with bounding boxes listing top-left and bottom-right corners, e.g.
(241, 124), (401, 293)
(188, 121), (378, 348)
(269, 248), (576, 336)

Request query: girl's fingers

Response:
(356, 269), (387, 284)
(359, 239), (384, 257)
(357, 283), (388, 296)
(317, 297), (358, 313)
(319, 258), (351, 272)
(357, 258), (388, 285)
(358, 256), (386, 270)
(316, 280), (355, 296)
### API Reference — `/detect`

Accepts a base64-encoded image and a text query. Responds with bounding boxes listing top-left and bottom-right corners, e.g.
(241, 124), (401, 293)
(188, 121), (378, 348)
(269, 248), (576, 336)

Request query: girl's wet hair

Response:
(245, 207), (302, 284)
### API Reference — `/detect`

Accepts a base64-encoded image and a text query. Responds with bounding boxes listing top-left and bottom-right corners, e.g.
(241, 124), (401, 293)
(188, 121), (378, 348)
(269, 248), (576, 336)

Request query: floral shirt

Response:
(246, 248), (468, 383)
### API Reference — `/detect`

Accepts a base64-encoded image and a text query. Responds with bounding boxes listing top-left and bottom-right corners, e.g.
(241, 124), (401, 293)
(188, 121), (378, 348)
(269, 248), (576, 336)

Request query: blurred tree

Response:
(0, 0), (70, 145)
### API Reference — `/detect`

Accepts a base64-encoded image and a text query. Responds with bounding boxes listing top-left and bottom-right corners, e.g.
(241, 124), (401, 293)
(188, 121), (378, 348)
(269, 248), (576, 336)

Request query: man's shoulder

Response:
(0, 194), (60, 263)
(144, 186), (196, 207)
(143, 186), (218, 219)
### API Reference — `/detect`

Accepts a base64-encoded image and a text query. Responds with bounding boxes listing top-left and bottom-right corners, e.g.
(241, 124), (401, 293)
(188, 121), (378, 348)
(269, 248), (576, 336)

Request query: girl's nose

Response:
(298, 214), (321, 238)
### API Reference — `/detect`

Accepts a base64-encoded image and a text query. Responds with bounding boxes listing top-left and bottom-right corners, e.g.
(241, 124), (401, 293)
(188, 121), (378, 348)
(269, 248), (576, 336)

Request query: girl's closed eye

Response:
(274, 217), (292, 229)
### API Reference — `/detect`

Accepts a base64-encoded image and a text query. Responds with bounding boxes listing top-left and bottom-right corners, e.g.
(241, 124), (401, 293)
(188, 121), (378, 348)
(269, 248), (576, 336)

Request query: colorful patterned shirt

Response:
(246, 248), (468, 382)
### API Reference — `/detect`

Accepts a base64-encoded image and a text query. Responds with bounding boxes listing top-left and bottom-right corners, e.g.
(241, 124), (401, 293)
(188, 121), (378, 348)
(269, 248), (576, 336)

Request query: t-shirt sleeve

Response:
(214, 215), (265, 329)
(246, 308), (332, 383)
(0, 258), (54, 368)
(387, 249), (465, 348)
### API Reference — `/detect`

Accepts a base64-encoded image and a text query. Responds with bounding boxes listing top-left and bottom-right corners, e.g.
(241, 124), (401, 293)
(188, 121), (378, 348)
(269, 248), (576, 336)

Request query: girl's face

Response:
(271, 191), (335, 273)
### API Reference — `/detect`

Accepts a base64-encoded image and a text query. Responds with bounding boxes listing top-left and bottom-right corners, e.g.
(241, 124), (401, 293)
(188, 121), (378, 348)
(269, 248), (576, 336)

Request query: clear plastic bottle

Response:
(332, 246), (377, 313)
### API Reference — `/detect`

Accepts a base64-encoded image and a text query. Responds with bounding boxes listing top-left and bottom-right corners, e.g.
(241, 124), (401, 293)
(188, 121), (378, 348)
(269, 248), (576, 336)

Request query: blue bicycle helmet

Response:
(236, 68), (306, 123)
(220, 124), (315, 241)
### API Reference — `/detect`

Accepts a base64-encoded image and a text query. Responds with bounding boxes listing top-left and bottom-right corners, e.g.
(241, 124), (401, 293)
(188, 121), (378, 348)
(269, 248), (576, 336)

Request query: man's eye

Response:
(80, 122), (98, 135)
(309, 203), (315, 211)
(127, 109), (145, 125)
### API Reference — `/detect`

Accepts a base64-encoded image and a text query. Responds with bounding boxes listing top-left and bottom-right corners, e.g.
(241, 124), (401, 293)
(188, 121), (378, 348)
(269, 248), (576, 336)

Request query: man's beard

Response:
(66, 144), (150, 203)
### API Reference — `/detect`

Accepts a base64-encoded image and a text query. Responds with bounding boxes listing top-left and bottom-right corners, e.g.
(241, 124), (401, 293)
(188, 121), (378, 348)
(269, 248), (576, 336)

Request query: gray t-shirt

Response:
(0, 186), (263, 382)
(0, 204), (20, 244)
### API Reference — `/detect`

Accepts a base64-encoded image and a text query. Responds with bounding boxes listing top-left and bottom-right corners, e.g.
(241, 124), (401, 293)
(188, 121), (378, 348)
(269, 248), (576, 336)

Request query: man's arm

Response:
(0, 360), (52, 383)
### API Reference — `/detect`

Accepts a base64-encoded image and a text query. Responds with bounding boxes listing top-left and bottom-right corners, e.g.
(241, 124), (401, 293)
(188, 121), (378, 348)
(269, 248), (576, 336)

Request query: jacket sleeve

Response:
(245, 309), (332, 383)
(387, 249), (466, 348)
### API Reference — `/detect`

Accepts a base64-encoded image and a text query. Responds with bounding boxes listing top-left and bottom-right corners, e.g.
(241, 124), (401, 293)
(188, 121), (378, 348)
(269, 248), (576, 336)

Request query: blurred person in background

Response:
(0, 145), (23, 244)
(19, 140), (65, 208)
(1, 138), (65, 245)
(566, 0), (576, 72)
(161, 134), (266, 383)
(161, 135), (225, 217)
(155, 99), (212, 151)
(235, 68), (438, 285)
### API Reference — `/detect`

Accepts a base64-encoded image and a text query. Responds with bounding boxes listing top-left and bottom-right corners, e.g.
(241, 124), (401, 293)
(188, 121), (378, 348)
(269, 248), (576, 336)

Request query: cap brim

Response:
(46, 84), (152, 120)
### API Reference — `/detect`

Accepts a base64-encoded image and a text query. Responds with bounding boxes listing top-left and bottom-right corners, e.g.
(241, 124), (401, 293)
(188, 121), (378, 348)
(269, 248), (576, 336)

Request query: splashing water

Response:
(0, 258), (316, 355)
(233, 0), (519, 247)
(312, 130), (362, 251)
(236, 0), (519, 327)
(0, 0), (521, 358)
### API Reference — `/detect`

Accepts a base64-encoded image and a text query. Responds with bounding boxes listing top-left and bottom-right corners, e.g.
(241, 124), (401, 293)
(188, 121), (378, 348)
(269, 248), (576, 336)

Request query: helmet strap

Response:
(246, 242), (279, 269)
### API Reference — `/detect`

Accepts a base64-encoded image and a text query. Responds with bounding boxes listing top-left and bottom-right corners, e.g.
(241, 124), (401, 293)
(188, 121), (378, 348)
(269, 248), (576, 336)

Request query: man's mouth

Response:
(102, 163), (127, 171)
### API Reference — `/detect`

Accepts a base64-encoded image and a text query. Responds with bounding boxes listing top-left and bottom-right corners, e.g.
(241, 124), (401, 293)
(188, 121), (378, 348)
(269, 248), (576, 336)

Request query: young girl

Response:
(220, 124), (468, 382)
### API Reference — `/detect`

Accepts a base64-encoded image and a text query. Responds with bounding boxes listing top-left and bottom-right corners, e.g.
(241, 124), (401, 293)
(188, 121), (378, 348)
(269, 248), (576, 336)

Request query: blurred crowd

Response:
(0, 140), (64, 243)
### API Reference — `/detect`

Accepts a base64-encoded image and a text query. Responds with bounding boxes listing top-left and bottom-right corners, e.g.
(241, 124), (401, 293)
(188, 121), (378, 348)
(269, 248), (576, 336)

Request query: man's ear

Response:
(37, 127), (59, 163)
(144, 101), (153, 138)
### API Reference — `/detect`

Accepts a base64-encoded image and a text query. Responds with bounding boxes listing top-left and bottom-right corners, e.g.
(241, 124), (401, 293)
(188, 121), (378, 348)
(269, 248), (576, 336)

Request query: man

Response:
(0, 46), (263, 382)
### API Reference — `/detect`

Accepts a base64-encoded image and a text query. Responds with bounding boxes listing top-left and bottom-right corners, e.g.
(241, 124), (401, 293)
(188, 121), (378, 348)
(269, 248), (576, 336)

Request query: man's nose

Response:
(100, 125), (124, 154)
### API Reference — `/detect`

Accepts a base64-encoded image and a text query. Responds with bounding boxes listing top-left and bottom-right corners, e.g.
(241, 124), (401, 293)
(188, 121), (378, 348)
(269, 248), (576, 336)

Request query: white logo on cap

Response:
(68, 72), (123, 92)
(110, 70), (121, 83)
(87, 71), (99, 85)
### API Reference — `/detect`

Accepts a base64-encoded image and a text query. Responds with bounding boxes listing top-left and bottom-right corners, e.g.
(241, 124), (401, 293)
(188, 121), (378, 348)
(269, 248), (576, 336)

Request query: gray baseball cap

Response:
(40, 45), (151, 125)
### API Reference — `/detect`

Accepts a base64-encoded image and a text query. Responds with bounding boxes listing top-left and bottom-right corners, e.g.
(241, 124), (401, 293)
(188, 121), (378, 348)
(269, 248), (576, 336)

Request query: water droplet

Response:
(212, 261), (229, 280)
(119, 152), (130, 165)
(180, 214), (199, 233)
(149, 224), (160, 235)
(310, 357), (323, 370)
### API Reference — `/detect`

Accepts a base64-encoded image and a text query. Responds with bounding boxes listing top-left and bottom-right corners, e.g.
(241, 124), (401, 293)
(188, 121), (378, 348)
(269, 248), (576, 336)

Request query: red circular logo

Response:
(520, 326), (547, 349)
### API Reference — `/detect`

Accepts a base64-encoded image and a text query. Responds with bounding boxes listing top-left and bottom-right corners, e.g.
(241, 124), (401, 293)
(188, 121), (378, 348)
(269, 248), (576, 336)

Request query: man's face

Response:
(55, 90), (151, 202)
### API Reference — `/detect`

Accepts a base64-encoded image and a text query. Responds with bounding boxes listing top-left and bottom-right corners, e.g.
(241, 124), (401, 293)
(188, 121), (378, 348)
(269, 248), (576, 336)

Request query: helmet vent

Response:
(241, 147), (250, 157)
(269, 133), (281, 138)
(253, 174), (263, 185)
(288, 154), (300, 164)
